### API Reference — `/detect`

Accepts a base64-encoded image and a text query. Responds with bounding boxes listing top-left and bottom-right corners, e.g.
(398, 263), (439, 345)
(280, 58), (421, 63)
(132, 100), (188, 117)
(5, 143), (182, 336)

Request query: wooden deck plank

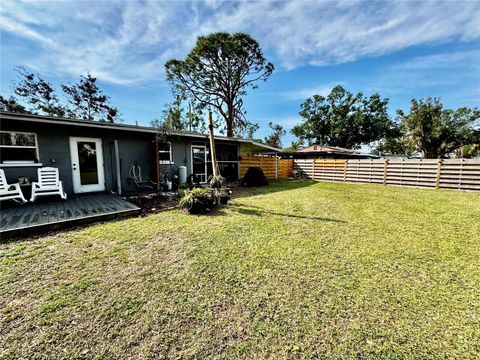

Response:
(97, 194), (120, 212)
(19, 207), (33, 228)
(74, 197), (92, 217)
(4, 207), (26, 231)
(67, 198), (83, 219)
(87, 195), (104, 215)
(79, 196), (99, 216)
(86, 195), (107, 214)
(37, 203), (50, 225)
(56, 201), (66, 222)
(0, 205), (15, 218)
(105, 195), (128, 211)
(93, 194), (112, 212)
(48, 202), (58, 224)
(1, 206), (16, 230)
(86, 195), (108, 215)
(28, 204), (41, 227)
(108, 195), (137, 210)
(1, 194), (140, 237)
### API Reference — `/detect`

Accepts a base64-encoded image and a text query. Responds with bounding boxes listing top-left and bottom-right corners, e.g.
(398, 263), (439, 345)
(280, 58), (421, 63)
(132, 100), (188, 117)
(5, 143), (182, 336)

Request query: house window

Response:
(0, 131), (39, 164)
(158, 142), (173, 164)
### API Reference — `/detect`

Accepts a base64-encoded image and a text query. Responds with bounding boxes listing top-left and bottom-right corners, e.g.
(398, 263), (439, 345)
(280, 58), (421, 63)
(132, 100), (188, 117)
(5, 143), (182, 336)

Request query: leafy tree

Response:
(284, 139), (304, 152)
(62, 73), (119, 122)
(156, 96), (186, 131)
(243, 122), (260, 140)
(458, 143), (480, 158)
(374, 123), (415, 157)
(395, 98), (479, 158)
(0, 95), (29, 113)
(292, 85), (392, 149)
(152, 96), (206, 133)
(13, 66), (65, 116)
(264, 122), (286, 148)
(165, 32), (274, 137)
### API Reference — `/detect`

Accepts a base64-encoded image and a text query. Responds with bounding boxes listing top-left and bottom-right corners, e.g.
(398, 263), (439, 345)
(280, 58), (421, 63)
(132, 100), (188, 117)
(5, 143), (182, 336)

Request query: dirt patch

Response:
(125, 193), (179, 215)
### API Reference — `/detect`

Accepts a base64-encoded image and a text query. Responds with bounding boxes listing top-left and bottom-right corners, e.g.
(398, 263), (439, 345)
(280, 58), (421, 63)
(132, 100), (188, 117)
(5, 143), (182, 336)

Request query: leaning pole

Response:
(208, 111), (220, 179)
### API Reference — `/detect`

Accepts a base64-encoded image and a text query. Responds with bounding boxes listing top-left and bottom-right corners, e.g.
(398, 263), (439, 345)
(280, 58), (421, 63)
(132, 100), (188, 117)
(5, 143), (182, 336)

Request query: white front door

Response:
(69, 137), (105, 193)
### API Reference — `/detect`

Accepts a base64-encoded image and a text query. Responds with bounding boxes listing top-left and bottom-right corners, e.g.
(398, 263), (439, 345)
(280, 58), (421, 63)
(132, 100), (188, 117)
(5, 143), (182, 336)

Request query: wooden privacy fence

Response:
(294, 158), (480, 191)
(240, 155), (293, 179)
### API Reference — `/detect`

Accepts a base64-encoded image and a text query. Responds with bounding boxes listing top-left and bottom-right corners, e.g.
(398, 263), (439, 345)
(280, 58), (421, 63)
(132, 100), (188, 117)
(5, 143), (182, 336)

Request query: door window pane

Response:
(77, 141), (99, 185)
(192, 147), (206, 182)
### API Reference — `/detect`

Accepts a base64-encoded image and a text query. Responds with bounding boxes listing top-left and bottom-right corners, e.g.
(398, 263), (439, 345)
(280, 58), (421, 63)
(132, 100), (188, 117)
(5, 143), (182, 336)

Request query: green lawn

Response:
(1, 181), (480, 359)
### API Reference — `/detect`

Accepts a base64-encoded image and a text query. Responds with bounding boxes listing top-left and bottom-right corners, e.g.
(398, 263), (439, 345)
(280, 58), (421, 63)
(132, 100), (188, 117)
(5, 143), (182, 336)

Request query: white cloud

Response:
(1, 0), (479, 85)
(392, 50), (480, 71)
(281, 83), (344, 100)
(0, 14), (55, 46)
(371, 49), (480, 95)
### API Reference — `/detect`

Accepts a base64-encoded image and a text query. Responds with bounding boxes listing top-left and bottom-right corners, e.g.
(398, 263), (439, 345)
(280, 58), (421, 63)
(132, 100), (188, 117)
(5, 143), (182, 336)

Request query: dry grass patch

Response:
(1, 223), (186, 359)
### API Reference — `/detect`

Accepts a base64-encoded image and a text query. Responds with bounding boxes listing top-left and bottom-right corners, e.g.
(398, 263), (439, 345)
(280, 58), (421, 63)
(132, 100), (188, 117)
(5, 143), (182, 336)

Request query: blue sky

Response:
(1, 0), (479, 146)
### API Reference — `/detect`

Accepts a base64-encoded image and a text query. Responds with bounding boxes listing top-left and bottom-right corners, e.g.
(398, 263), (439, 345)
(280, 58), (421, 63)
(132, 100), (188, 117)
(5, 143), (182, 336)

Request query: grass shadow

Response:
(230, 204), (345, 223)
(231, 179), (317, 200)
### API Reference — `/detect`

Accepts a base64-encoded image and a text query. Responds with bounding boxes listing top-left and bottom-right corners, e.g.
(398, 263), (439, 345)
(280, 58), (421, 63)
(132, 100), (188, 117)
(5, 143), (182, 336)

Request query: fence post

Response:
(275, 155), (278, 179)
(383, 159), (388, 185)
(312, 159), (316, 180)
(343, 160), (347, 182)
(435, 158), (442, 189)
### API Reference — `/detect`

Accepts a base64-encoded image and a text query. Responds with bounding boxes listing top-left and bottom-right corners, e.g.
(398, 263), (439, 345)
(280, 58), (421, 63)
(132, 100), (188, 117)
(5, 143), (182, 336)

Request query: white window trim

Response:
(0, 163), (43, 168)
(158, 141), (174, 165)
(0, 130), (40, 166)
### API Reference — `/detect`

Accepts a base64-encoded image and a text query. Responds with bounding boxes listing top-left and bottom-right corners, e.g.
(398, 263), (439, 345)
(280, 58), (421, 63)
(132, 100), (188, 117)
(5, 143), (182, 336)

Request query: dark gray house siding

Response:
(0, 118), (155, 194)
(0, 112), (271, 196)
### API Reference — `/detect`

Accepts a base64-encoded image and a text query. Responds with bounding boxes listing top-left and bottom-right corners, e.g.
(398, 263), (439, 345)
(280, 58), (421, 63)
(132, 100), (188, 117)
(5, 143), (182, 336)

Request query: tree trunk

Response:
(226, 101), (234, 137)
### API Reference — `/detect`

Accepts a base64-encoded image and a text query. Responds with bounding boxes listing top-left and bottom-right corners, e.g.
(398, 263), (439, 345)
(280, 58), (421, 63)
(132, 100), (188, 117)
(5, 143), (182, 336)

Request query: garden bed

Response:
(124, 192), (179, 215)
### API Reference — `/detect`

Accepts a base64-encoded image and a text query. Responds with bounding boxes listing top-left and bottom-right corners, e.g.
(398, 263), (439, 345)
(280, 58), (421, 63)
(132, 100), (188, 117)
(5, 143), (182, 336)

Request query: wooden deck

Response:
(0, 194), (140, 239)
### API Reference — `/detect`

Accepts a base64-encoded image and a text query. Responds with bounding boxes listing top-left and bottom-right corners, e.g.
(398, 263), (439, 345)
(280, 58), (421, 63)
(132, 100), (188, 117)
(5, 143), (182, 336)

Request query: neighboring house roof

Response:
(0, 111), (280, 153)
(279, 144), (378, 158)
(297, 144), (358, 154)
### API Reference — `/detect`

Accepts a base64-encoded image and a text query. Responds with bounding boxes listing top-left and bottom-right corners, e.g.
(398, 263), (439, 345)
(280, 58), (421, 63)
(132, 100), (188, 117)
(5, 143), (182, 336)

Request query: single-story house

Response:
(278, 144), (378, 159)
(0, 111), (278, 195)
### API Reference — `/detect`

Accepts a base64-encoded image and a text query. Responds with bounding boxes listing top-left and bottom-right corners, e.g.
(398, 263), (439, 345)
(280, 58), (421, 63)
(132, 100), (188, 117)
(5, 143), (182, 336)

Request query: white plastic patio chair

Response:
(0, 169), (27, 203)
(30, 167), (67, 202)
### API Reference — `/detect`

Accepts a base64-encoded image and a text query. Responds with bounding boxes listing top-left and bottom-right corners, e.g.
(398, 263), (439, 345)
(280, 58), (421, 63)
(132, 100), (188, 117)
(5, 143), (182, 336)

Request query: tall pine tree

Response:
(62, 73), (119, 122)
(13, 66), (65, 117)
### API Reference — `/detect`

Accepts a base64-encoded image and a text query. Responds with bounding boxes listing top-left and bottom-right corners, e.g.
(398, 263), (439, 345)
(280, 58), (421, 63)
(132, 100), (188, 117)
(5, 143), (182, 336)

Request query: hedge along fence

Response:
(294, 158), (480, 191)
(240, 155), (294, 179)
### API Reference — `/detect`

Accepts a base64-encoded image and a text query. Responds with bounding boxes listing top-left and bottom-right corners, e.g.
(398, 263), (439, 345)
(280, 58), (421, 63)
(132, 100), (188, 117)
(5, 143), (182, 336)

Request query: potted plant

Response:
(218, 189), (231, 205)
(209, 175), (224, 189)
(179, 187), (211, 214)
(177, 183), (188, 197)
(208, 175), (231, 205)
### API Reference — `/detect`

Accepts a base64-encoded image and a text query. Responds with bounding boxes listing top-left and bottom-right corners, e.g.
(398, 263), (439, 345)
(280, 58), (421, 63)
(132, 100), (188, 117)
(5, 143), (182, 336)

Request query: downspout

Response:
(114, 140), (122, 195)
